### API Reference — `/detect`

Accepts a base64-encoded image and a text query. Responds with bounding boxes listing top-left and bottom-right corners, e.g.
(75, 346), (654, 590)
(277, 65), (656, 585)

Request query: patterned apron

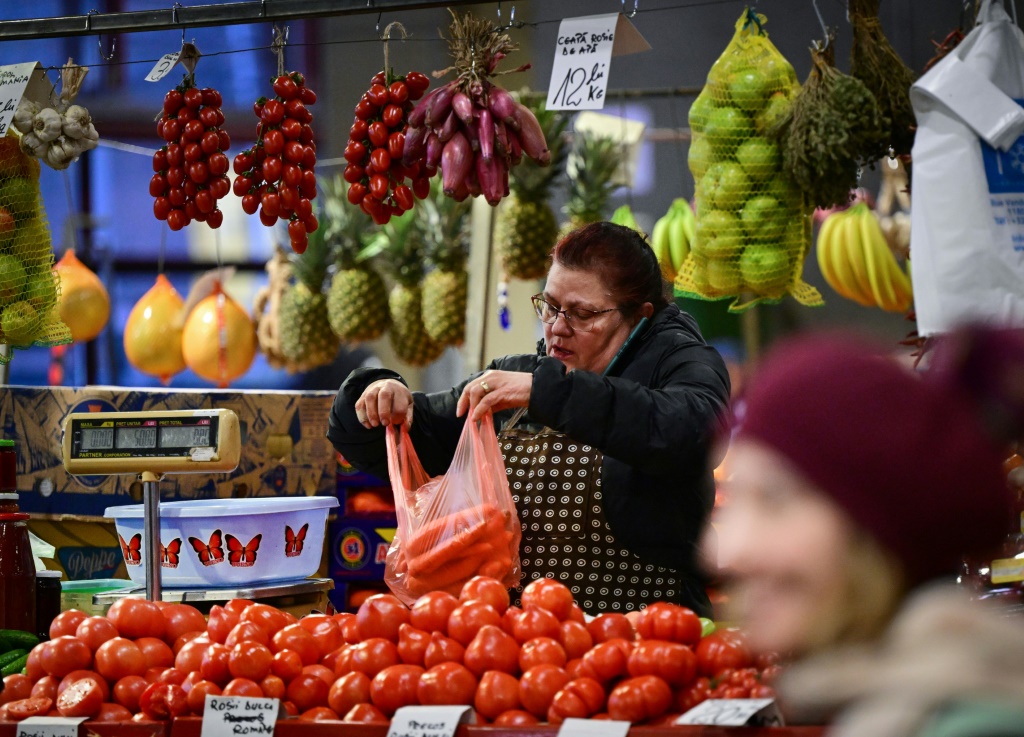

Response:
(499, 409), (684, 614)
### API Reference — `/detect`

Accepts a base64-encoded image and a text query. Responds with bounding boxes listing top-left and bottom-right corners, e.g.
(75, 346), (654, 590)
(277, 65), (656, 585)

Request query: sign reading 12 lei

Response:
(546, 14), (617, 111)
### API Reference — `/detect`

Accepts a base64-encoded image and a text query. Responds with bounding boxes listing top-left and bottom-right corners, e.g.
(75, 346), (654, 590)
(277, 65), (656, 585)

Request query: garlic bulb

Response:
(19, 130), (48, 159)
(44, 136), (79, 170)
(81, 122), (99, 144)
(32, 107), (63, 143)
(12, 100), (39, 135)
(61, 105), (92, 140)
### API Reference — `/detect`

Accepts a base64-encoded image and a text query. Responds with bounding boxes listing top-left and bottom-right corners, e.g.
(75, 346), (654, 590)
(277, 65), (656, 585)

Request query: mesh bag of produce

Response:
(384, 417), (521, 605)
(0, 130), (69, 362)
(676, 10), (822, 312)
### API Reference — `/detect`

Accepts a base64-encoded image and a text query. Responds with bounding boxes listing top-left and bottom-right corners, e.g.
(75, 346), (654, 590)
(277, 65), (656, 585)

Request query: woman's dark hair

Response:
(550, 222), (669, 316)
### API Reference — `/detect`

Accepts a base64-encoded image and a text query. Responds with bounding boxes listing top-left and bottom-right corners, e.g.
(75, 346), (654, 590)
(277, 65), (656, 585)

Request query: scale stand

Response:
(141, 471), (162, 601)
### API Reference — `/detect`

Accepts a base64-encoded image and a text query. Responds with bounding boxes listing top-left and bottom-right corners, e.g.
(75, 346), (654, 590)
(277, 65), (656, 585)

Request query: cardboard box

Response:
(28, 515), (127, 581)
(2, 386), (337, 518)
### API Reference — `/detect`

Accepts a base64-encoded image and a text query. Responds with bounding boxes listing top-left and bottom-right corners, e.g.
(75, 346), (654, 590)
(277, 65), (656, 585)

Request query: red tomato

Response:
(163, 90), (184, 115)
(202, 87), (223, 107)
(460, 576), (510, 614)
(186, 680), (221, 715)
(261, 99), (285, 124)
(302, 665), (336, 685)
(327, 671), (371, 716)
(382, 103), (404, 128)
(299, 706), (339, 721)
(184, 87), (203, 109)
(518, 664), (570, 718)
(512, 605), (561, 644)
(607, 675), (672, 723)
(628, 640), (697, 687)
(174, 637), (209, 674)
(286, 673), (329, 712)
(356, 594), (410, 642)
(388, 81), (409, 104)
(635, 603), (702, 646)
(366, 84), (389, 107)
(200, 643), (231, 685)
(405, 71), (430, 95)
(547, 677), (606, 723)
(418, 662), (478, 705)
(370, 664), (424, 715)
(343, 703), (388, 723)
(273, 75), (299, 100)
(464, 625), (519, 677)
(136, 637), (174, 669)
(521, 579), (574, 621)
(173, 632), (204, 655)
(229, 641), (273, 681)
(225, 621), (270, 648)
(675, 676), (711, 713)
(582, 639), (634, 683)
(423, 632), (465, 670)
(139, 682), (189, 720)
(6, 697), (53, 721)
(448, 601), (501, 647)
(56, 676), (104, 718)
(30, 676), (58, 702)
(388, 131), (406, 161)
(113, 675), (149, 712)
(367, 121), (389, 148)
(332, 645), (354, 676)
(397, 623), (430, 666)
(222, 678), (263, 698)
(520, 637), (567, 671)
(40, 637), (92, 678)
(94, 703), (133, 722)
(695, 630), (753, 677)
(271, 649), (303, 681)
(393, 184), (414, 212)
(493, 709), (538, 726)
(750, 684), (776, 698)
(587, 613), (635, 644)
(0, 675), (32, 706)
(260, 675), (285, 700)
(474, 671), (520, 720)
(225, 599), (254, 615)
(75, 616), (119, 651)
(50, 610), (88, 639)
(108, 598), (166, 640)
(559, 621), (594, 660)
(410, 591), (459, 634)
(299, 615), (342, 658)
(232, 152), (254, 176)
(348, 637), (400, 677)
(57, 670), (109, 702)
(272, 624), (319, 666)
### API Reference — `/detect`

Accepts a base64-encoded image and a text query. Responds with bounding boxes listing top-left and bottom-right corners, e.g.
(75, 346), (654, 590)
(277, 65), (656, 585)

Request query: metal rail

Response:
(0, 0), (484, 41)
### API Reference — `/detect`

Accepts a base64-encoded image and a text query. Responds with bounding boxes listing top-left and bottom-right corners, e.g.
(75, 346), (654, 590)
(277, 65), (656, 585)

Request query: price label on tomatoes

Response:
(556, 717), (630, 737)
(385, 705), (473, 737)
(674, 698), (781, 727)
(200, 695), (280, 737)
(15, 715), (88, 737)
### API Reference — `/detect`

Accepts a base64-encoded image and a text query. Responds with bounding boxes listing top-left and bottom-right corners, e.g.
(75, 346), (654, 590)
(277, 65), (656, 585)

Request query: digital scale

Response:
(61, 409), (332, 609)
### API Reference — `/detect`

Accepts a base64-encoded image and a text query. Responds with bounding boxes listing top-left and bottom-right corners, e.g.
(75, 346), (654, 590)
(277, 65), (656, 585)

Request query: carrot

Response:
(408, 539), (492, 577)
(406, 554), (481, 596)
(478, 556), (513, 579)
(405, 503), (500, 557)
(406, 510), (509, 576)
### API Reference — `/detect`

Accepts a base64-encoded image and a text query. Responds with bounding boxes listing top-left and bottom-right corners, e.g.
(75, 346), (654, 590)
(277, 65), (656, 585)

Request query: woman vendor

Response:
(328, 222), (731, 616)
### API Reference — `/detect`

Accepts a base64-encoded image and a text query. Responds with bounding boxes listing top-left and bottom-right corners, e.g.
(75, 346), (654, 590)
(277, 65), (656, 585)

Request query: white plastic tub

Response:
(104, 496), (338, 588)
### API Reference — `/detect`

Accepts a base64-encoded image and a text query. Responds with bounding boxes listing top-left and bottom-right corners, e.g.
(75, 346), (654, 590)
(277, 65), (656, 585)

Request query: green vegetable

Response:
(1, 653), (28, 677)
(0, 629), (40, 652)
(0, 648), (27, 669)
(700, 617), (717, 637)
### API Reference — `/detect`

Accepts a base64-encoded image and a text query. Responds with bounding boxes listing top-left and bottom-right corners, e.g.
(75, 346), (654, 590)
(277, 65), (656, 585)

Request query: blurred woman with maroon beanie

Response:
(712, 325), (1024, 736)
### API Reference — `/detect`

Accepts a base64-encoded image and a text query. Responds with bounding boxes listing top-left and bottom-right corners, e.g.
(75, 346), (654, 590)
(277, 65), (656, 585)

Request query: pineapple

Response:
(494, 97), (569, 280)
(562, 131), (621, 233)
(420, 178), (471, 347)
(322, 174), (390, 342)
(278, 221), (340, 372)
(380, 211), (445, 368)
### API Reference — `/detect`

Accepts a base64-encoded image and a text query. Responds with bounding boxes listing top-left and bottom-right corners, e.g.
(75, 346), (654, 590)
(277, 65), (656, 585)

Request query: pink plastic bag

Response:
(383, 415), (522, 604)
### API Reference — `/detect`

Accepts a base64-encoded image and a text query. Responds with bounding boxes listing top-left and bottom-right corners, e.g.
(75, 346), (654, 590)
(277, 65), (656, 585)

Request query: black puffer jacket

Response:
(328, 304), (731, 616)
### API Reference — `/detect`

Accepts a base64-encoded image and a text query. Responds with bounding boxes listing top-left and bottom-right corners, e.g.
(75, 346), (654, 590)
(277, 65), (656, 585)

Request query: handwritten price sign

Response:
(546, 15), (616, 111)
(201, 696), (280, 737)
(0, 62), (47, 137)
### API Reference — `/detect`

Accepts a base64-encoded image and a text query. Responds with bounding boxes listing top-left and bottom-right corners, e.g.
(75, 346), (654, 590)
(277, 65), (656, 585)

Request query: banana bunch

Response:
(610, 204), (642, 233)
(650, 198), (695, 282)
(817, 202), (912, 313)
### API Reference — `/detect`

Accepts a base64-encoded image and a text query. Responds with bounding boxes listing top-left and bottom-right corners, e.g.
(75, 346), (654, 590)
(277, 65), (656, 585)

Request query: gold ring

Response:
(481, 381), (491, 393)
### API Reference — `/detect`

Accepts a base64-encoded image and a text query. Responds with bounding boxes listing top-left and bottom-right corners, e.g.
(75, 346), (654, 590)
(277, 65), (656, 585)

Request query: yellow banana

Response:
(678, 200), (697, 247)
(668, 207), (690, 272)
(827, 213), (863, 304)
(839, 208), (875, 307)
(862, 209), (912, 312)
(651, 213), (674, 280)
(855, 208), (889, 310)
(816, 212), (841, 296)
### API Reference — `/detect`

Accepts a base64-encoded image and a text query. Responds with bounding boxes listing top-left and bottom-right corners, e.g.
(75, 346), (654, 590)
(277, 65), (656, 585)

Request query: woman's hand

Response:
(355, 379), (414, 429)
(456, 370), (532, 423)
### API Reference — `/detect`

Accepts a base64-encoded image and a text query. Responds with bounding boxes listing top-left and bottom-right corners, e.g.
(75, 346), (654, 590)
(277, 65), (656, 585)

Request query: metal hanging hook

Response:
(260, 0), (268, 19)
(812, 0), (829, 42)
(88, 10), (116, 61)
(172, 3), (185, 46)
(376, 11), (383, 39)
(621, 0), (638, 18)
(496, 2), (517, 31)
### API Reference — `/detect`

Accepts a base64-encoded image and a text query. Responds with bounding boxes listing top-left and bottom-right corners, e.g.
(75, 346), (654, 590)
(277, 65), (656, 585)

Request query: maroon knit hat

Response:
(735, 329), (1017, 586)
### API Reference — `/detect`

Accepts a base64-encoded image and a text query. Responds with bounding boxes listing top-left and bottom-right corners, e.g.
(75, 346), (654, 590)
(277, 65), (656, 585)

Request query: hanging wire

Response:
(812, 0), (830, 44)
(86, 9), (117, 61)
(172, 2), (186, 46)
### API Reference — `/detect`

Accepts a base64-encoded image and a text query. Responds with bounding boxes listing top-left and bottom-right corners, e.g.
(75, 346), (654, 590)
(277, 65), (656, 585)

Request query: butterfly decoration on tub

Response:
(225, 533), (262, 567)
(188, 529), (225, 566)
(160, 538), (182, 568)
(118, 533), (142, 565)
(285, 523), (308, 557)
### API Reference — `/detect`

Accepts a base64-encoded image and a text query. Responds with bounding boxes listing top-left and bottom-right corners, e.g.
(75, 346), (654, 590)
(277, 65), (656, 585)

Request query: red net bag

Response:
(384, 416), (522, 604)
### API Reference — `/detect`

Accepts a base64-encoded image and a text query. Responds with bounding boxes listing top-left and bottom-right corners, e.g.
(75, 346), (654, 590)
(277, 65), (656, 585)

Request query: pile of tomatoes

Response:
(0, 577), (778, 724)
(233, 72), (319, 253)
(152, 83), (232, 231)
(343, 71), (433, 225)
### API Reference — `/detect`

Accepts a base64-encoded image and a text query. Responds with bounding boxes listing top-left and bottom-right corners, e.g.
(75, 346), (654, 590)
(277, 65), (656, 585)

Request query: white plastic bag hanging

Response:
(909, 0), (1024, 335)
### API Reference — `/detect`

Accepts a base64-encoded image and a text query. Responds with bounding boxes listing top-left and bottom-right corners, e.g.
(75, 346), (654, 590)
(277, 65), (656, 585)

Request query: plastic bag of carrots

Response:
(383, 415), (522, 604)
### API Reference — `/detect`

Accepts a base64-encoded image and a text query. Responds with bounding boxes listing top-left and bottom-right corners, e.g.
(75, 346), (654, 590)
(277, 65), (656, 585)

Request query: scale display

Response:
(62, 409), (241, 476)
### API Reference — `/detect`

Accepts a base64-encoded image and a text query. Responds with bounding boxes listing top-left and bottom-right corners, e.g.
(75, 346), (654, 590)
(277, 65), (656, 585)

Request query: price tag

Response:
(557, 717), (630, 737)
(546, 13), (650, 111)
(145, 52), (181, 82)
(0, 62), (49, 137)
(386, 705), (473, 737)
(201, 695), (280, 737)
(17, 716), (88, 737)
(675, 698), (783, 727)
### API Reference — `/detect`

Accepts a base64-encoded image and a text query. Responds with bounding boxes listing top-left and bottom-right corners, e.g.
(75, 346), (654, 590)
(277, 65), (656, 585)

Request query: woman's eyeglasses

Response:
(531, 295), (619, 333)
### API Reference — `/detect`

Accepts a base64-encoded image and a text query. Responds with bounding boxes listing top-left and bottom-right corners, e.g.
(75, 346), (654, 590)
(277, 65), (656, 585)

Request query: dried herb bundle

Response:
(773, 39), (887, 210)
(849, 0), (917, 156)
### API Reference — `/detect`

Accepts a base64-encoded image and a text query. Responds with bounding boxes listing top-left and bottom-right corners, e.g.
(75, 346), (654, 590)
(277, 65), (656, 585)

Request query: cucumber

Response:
(1, 653), (28, 677)
(0, 648), (27, 670)
(0, 629), (39, 652)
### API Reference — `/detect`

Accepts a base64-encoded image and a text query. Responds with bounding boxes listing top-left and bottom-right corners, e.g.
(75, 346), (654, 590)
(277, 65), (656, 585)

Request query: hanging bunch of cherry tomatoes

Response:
(151, 81), (231, 231)
(233, 72), (319, 253)
(343, 71), (433, 225)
